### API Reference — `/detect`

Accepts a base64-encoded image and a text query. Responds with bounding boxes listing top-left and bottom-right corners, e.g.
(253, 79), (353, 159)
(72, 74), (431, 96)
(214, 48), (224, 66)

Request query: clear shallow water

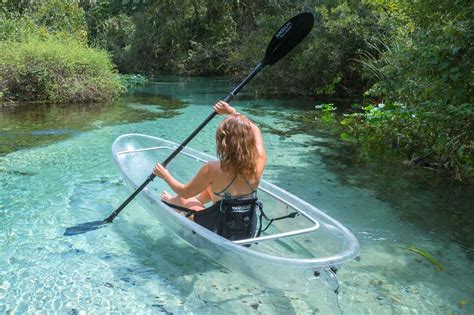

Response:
(1, 76), (473, 314)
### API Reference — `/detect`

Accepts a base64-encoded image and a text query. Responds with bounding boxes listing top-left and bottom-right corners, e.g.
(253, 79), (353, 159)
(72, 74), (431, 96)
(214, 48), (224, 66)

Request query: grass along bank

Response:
(0, 36), (122, 103)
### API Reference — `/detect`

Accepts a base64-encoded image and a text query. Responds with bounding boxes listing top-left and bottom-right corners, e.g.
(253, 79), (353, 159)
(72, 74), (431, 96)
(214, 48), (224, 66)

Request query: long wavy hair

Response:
(216, 114), (259, 180)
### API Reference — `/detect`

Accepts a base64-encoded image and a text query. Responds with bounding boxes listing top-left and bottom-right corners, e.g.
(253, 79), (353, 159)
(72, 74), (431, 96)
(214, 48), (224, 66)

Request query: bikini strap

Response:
(213, 174), (238, 197)
(214, 174), (257, 198)
(242, 175), (257, 193)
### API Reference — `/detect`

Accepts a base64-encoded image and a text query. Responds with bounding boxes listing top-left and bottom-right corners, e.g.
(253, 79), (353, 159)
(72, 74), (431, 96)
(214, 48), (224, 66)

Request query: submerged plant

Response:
(398, 245), (444, 272)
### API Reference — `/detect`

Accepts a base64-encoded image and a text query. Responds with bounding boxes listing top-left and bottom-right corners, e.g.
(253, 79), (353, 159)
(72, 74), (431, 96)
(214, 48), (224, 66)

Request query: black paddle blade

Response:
(63, 220), (109, 236)
(262, 12), (314, 66)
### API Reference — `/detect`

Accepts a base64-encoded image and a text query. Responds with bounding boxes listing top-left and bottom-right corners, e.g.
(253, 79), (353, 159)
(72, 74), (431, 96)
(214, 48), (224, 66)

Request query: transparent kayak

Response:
(112, 134), (359, 294)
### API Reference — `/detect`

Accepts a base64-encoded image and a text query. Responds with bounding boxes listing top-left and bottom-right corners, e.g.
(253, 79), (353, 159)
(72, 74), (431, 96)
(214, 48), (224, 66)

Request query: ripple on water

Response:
(1, 78), (473, 314)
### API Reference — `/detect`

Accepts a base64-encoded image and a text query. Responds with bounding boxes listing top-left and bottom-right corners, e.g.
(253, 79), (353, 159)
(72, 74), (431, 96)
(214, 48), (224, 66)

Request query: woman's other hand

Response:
(153, 163), (170, 179)
(214, 101), (237, 115)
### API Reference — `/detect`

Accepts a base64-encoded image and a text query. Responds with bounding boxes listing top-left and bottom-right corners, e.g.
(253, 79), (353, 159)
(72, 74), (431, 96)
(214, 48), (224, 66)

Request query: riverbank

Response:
(0, 37), (122, 103)
(2, 1), (471, 181)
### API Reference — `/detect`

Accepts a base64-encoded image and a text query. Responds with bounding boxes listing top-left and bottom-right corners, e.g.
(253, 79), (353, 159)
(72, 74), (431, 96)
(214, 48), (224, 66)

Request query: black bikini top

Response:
(213, 174), (257, 199)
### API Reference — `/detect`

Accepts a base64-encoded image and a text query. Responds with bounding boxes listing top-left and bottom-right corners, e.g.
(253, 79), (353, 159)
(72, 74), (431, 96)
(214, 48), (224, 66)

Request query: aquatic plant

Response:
(119, 75), (148, 92)
(315, 103), (337, 124)
(398, 245), (444, 272)
(340, 102), (474, 181)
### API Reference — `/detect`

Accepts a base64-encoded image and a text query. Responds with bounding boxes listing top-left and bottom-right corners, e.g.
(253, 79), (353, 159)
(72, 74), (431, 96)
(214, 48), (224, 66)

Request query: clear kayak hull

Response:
(112, 134), (359, 295)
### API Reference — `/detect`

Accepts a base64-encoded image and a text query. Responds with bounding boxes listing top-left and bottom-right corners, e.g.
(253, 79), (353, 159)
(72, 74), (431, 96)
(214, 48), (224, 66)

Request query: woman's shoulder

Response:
(205, 160), (223, 174)
(207, 160), (221, 167)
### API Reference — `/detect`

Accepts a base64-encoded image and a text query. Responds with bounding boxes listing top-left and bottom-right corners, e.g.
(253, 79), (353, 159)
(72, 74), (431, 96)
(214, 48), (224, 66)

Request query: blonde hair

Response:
(216, 114), (259, 181)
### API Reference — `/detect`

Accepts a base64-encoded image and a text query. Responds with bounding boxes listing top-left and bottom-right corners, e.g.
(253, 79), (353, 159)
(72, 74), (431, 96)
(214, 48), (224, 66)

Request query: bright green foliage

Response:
(0, 37), (122, 103)
(1, 0), (88, 42)
(341, 102), (473, 180)
(119, 74), (148, 91)
(0, 14), (37, 42)
(343, 0), (474, 180)
(364, 0), (472, 107)
(31, 0), (89, 43)
(315, 103), (338, 124)
(0, 1), (122, 103)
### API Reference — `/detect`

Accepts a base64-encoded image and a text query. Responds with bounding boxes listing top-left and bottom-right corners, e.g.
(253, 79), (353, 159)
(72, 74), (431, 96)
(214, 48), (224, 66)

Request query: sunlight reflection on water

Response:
(0, 77), (473, 314)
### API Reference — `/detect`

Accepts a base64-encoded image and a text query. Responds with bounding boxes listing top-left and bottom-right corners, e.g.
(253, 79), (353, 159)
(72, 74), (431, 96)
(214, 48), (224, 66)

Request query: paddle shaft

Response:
(105, 62), (265, 223)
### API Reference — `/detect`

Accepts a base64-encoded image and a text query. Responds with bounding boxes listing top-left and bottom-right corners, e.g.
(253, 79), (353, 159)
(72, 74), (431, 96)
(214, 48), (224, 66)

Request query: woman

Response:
(153, 101), (266, 240)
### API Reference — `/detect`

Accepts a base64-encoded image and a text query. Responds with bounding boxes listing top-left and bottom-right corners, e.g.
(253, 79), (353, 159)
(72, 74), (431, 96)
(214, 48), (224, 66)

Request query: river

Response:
(1, 76), (472, 314)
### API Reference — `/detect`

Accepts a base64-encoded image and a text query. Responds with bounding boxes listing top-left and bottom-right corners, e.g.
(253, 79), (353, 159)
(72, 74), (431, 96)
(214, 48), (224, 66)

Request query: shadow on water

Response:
(0, 93), (187, 155)
(113, 220), (222, 294)
(255, 107), (474, 260)
(318, 144), (474, 259)
(112, 221), (298, 314)
(245, 100), (327, 115)
(117, 223), (296, 314)
(121, 92), (188, 110)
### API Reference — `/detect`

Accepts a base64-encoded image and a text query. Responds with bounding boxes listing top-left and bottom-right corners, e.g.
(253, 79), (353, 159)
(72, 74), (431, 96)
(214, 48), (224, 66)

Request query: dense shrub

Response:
(246, 2), (386, 96)
(363, 1), (472, 107)
(341, 103), (473, 180)
(343, 0), (474, 180)
(0, 37), (122, 103)
(82, 1), (383, 97)
(0, 1), (122, 103)
(90, 14), (135, 73)
(0, 14), (38, 42)
(127, 1), (237, 75)
(0, 0), (88, 43)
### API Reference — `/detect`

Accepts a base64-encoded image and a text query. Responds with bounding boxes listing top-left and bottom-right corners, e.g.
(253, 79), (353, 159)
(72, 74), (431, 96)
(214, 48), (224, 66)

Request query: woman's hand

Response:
(214, 101), (237, 115)
(153, 163), (170, 180)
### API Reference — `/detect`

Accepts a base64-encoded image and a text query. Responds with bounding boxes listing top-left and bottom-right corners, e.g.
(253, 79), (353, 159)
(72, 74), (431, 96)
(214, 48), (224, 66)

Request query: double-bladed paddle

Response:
(64, 12), (314, 236)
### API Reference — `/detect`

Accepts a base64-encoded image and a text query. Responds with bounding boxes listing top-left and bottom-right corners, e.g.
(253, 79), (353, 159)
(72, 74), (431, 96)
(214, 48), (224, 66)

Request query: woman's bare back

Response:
(207, 161), (261, 203)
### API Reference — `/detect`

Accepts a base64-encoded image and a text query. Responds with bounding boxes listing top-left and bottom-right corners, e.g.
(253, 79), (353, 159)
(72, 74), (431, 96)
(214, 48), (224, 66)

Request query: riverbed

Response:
(1, 76), (472, 314)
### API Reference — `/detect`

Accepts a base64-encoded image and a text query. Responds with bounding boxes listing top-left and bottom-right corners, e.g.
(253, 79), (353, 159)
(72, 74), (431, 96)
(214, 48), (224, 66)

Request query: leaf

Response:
(340, 132), (353, 141)
(398, 245), (445, 271)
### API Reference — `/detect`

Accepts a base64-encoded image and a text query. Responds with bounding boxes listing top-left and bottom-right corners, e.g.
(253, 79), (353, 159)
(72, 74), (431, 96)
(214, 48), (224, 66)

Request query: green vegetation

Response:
(0, 0), (88, 42)
(341, 102), (473, 180)
(342, 0), (473, 180)
(0, 37), (122, 103)
(81, 1), (384, 97)
(1, 0), (472, 179)
(0, 1), (122, 103)
(119, 74), (148, 91)
(397, 245), (444, 272)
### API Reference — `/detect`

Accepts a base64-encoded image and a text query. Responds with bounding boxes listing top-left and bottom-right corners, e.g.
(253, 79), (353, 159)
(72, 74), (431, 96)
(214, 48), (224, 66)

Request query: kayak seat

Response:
(163, 195), (260, 241)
